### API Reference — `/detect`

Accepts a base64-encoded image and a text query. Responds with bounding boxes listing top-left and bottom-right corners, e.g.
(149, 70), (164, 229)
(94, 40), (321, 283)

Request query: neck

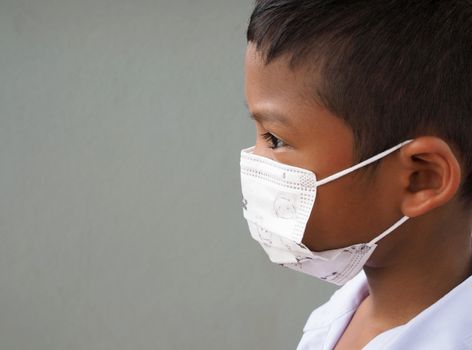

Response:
(362, 223), (472, 327)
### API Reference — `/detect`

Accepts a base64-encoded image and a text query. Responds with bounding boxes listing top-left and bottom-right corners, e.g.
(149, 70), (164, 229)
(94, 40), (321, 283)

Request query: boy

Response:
(239, 0), (472, 349)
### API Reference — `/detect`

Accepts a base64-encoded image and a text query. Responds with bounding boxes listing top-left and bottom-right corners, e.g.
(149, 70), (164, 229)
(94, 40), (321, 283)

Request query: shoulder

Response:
(384, 273), (472, 349)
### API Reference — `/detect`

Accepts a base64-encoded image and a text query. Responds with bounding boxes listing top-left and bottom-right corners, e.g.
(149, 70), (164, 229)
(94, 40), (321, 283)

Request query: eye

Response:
(261, 132), (288, 150)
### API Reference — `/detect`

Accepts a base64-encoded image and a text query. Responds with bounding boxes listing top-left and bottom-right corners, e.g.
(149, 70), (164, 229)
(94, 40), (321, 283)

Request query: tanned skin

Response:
(244, 43), (472, 350)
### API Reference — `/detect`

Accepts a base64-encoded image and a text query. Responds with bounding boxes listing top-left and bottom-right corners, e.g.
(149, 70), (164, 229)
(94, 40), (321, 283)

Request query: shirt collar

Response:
(303, 270), (368, 331)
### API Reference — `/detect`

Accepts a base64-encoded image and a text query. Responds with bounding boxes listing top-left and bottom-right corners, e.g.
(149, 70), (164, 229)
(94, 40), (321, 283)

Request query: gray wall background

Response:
(0, 1), (336, 349)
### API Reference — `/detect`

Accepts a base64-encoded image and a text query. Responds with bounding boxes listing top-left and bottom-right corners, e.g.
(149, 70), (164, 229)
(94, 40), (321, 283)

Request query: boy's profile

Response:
(240, 0), (472, 349)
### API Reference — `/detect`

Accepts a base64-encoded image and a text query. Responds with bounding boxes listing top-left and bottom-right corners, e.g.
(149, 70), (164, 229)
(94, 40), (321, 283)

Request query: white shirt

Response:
(297, 271), (472, 350)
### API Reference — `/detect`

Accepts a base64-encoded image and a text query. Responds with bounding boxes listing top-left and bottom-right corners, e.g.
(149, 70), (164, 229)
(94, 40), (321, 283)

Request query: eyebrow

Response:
(243, 101), (293, 127)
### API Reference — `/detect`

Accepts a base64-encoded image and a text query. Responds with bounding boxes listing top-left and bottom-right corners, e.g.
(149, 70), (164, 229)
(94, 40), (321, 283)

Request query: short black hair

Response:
(246, 0), (472, 209)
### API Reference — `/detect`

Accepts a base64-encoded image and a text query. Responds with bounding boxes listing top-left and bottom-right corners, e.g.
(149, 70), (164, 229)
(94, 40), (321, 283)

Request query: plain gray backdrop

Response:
(0, 0), (337, 349)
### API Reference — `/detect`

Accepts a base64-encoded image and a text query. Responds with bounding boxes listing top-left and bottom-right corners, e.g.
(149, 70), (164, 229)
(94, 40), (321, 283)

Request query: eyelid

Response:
(270, 131), (289, 145)
(260, 131), (290, 150)
(265, 130), (282, 141)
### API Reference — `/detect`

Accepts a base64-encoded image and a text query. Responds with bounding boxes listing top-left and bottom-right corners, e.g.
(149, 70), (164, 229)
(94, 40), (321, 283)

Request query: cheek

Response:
(301, 174), (381, 251)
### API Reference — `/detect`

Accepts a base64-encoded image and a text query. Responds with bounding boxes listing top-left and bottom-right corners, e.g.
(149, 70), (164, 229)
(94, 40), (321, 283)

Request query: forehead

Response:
(244, 44), (314, 107)
(244, 43), (332, 137)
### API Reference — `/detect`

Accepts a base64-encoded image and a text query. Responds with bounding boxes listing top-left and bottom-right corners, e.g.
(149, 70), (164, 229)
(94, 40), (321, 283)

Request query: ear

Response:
(398, 136), (462, 217)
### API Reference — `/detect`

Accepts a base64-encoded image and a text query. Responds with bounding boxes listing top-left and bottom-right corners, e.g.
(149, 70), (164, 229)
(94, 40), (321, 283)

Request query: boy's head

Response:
(244, 0), (472, 258)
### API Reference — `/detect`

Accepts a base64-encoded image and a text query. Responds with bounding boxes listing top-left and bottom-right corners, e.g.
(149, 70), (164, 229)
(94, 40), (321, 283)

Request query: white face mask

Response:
(239, 139), (413, 286)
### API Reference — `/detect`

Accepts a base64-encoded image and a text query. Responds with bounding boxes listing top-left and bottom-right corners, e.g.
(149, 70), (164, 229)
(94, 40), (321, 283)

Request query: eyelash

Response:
(260, 132), (287, 150)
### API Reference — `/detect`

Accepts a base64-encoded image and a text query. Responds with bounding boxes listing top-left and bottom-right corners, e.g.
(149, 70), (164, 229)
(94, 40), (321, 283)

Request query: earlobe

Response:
(399, 136), (462, 218)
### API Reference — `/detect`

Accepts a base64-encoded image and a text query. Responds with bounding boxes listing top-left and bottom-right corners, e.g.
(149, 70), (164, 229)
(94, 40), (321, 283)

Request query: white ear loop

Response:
(369, 215), (410, 245)
(316, 139), (414, 186)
